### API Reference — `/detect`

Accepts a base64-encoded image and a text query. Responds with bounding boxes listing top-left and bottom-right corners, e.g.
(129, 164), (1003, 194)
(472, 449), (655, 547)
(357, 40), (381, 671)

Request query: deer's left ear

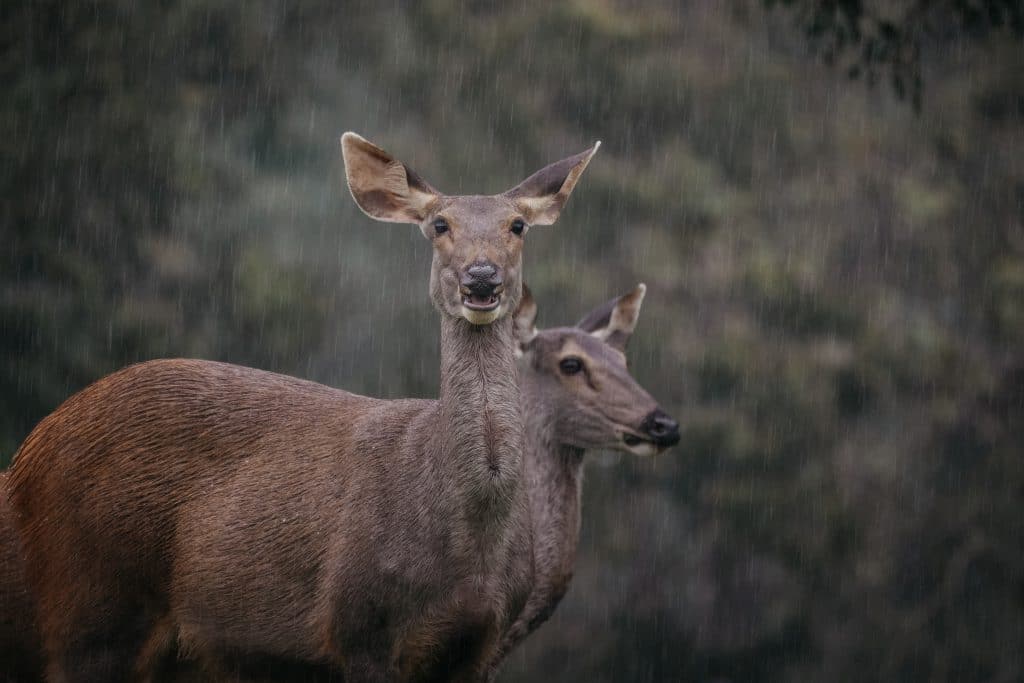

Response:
(577, 283), (646, 352)
(504, 141), (600, 226)
(512, 284), (538, 356)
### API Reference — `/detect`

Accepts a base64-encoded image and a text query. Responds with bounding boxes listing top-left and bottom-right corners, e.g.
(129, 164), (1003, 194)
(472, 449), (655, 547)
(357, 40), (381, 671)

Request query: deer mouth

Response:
(462, 292), (501, 312)
(620, 431), (662, 456)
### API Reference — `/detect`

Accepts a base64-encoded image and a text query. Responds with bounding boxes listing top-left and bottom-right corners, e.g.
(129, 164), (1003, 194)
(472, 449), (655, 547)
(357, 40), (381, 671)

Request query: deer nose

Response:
(462, 262), (502, 297)
(640, 408), (680, 447)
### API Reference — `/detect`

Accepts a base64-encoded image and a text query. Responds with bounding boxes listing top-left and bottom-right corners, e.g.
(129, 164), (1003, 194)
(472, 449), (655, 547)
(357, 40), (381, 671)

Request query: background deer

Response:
(488, 284), (680, 678)
(7, 133), (598, 682)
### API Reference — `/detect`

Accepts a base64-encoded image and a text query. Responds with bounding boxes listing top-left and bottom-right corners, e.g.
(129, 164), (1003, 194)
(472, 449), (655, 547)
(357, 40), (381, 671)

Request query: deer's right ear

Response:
(504, 141), (600, 226)
(341, 133), (440, 224)
(513, 284), (538, 356)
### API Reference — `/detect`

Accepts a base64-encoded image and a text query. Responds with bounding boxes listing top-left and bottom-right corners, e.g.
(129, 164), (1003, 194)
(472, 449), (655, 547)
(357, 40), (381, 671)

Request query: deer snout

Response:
(640, 408), (680, 448)
(464, 262), (501, 290)
(461, 262), (504, 310)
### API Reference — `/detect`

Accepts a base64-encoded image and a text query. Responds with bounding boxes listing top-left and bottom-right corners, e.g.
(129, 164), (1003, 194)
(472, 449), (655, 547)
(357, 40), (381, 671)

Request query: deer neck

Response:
(437, 314), (524, 528)
(520, 393), (585, 582)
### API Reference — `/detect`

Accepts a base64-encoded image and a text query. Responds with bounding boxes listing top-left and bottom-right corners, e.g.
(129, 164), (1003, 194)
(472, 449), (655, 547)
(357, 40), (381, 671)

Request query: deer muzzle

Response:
(622, 408), (680, 454)
(460, 262), (503, 313)
(639, 408), (680, 448)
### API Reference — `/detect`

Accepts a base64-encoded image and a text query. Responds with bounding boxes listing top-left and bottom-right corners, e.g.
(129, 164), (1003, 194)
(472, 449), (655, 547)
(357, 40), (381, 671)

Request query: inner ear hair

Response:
(577, 283), (646, 350)
(340, 132), (440, 224)
(504, 141), (600, 226)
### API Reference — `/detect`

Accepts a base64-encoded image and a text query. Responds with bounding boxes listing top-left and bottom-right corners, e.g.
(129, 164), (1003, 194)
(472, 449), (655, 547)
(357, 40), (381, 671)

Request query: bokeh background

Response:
(3, 1), (1023, 681)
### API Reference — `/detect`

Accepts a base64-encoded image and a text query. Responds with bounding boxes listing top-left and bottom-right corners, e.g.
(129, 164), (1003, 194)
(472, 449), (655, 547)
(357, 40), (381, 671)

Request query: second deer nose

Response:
(641, 408), (680, 447)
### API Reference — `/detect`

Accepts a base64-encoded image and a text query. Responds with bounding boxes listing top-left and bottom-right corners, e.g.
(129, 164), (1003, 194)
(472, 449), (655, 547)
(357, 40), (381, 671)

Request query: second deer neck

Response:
(437, 314), (524, 520)
(521, 398), (585, 577)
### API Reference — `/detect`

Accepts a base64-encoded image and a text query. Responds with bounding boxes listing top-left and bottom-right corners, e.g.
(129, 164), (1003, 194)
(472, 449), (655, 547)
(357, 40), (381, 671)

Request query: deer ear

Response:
(577, 283), (646, 352)
(341, 132), (440, 224)
(513, 284), (538, 356)
(504, 141), (600, 226)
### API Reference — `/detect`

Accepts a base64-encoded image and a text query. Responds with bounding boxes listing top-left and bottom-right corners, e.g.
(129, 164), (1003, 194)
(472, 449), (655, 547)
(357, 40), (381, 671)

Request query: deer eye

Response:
(559, 357), (584, 375)
(433, 218), (449, 235)
(510, 219), (526, 236)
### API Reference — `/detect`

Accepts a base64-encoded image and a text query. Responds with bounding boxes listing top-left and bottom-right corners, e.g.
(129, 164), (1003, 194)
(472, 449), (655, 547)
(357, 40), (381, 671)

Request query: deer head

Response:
(514, 284), (680, 456)
(341, 133), (599, 325)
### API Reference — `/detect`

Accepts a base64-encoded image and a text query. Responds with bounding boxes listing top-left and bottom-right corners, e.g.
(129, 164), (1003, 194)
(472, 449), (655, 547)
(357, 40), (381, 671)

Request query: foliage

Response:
(765, 0), (1024, 109)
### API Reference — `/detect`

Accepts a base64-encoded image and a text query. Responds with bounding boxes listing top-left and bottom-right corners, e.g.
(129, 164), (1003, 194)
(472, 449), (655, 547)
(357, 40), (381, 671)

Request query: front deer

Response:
(8, 133), (598, 682)
(488, 284), (680, 678)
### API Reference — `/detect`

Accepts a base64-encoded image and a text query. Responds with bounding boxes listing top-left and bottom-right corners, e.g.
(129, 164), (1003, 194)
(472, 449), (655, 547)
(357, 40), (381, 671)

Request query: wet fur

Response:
(0, 472), (44, 682)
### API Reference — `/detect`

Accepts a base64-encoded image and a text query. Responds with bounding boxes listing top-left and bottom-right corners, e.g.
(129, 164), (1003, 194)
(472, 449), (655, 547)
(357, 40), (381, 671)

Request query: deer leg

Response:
(338, 651), (398, 683)
(334, 616), (398, 682)
(30, 560), (158, 683)
(41, 606), (154, 683)
(423, 620), (500, 683)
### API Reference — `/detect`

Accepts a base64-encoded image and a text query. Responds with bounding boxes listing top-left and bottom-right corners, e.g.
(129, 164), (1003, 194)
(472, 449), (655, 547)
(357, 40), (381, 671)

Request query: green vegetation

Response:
(2, 1), (1022, 681)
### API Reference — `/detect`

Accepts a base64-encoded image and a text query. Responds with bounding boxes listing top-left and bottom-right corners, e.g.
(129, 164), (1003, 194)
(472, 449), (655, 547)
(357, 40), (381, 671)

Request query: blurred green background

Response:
(2, 1), (1022, 681)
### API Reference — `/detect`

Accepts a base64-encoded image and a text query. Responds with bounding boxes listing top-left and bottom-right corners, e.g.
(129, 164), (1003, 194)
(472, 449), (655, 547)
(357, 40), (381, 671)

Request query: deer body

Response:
(12, 337), (523, 679)
(8, 134), (599, 682)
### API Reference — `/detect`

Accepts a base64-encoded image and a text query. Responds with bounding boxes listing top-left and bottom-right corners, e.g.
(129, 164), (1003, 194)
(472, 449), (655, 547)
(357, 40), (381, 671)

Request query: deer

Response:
(486, 284), (680, 679)
(0, 472), (44, 683)
(7, 132), (599, 683)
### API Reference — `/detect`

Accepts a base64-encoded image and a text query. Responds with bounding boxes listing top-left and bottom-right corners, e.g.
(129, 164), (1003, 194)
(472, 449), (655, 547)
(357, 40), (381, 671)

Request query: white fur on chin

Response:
(624, 440), (659, 457)
(461, 305), (503, 326)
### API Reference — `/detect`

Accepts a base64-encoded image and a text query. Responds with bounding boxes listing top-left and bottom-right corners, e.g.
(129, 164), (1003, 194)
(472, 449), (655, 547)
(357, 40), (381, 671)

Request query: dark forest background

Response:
(2, 1), (1023, 681)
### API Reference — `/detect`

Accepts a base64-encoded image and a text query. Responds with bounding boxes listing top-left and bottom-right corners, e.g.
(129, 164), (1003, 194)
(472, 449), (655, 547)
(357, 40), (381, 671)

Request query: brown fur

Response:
(8, 134), (598, 683)
(1, 472), (44, 682)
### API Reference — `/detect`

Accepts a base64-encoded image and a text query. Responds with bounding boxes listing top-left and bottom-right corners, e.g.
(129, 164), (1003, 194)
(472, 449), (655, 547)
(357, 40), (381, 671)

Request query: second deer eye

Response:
(510, 219), (526, 236)
(433, 218), (449, 235)
(559, 357), (583, 375)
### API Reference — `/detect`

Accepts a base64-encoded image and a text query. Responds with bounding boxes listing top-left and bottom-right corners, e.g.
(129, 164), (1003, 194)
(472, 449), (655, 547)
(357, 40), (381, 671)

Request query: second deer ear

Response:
(504, 142), (600, 226)
(341, 132), (440, 224)
(577, 283), (646, 352)
(513, 284), (538, 355)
